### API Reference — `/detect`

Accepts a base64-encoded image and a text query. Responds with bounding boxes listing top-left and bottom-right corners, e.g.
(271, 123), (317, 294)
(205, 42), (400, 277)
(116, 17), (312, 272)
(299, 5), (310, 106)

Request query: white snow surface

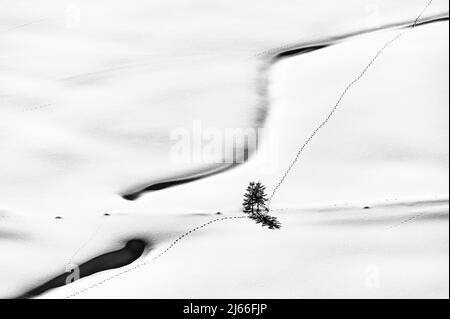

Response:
(0, 0), (448, 298)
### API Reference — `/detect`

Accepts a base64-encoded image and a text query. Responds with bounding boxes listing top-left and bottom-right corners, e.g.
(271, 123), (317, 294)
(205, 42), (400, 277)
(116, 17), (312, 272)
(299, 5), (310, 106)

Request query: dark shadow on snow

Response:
(16, 239), (148, 299)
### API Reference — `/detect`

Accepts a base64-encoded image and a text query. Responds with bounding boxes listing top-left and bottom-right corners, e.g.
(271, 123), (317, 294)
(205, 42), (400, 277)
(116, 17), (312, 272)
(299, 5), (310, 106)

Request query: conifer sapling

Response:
(242, 181), (281, 229)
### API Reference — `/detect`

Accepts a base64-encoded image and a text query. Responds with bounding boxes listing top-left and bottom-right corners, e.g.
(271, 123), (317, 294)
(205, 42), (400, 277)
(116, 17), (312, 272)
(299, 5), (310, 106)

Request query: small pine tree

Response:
(242, 182), (256, 214)
(243, 181), (269, 214)
(253, 182), (268, 213)
(242, 181), (281, 230)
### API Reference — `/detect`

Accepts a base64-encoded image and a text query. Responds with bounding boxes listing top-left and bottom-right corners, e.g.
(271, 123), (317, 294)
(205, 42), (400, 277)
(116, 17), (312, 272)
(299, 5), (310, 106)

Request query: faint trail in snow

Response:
(387, 211), (427, 230)
(0, 16), (49, 34)
(271, 198), (448, 230)
(64, 215), (247, 298)
(66, 221), (104, 267)
(268, 0), (436, 206)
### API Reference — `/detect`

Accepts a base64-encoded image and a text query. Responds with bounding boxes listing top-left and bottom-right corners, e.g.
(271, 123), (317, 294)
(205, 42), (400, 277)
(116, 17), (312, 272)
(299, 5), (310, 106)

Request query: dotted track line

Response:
(271, 203), (440, 231)
(65, 215), (247, 299)
(268, 0), (435, 206)
(0, 17), (49, 35)
(20, 103), (53, 113)
(66, 222), (103, 267)
(387, 211), (426, 230)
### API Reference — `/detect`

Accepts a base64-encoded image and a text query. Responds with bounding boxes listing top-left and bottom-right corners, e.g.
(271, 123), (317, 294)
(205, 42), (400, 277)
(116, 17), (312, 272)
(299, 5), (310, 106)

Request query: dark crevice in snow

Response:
(121, 164), (238, 201)
(16, 239), (148, 299)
